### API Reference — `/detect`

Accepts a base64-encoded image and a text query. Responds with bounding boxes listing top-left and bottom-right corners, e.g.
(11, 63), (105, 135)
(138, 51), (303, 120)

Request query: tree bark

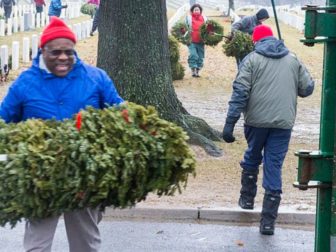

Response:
(97, 0), (222, 157)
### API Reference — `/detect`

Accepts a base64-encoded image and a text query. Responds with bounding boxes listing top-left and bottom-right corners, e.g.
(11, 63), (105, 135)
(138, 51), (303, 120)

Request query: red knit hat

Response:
(252, 25), (273, 43)
(40, 17), (76, 48)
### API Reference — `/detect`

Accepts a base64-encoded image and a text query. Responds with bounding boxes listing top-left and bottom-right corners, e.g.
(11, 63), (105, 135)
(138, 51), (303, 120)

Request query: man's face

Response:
(42, 38), (75, 77)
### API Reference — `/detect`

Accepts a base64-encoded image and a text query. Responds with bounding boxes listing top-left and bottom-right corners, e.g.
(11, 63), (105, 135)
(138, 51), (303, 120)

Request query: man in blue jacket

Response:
(48, 0), (67, 19)
(223, 25), (314, 236)
(0, 17), (124, 251)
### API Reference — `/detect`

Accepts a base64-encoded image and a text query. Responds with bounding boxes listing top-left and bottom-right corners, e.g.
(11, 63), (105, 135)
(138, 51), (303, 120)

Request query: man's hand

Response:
(222, 121), (236, 143)
(62, 4), (68, 8)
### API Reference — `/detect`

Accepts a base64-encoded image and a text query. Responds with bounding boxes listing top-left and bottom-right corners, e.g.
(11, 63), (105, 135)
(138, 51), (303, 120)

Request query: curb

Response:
(103, 207), (315, 226)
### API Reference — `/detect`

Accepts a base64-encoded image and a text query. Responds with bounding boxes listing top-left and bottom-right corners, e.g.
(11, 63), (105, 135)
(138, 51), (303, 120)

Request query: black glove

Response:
(222, 116), (239, 143)
(222, 122), (235, 143)
(62, 4), (68, 8)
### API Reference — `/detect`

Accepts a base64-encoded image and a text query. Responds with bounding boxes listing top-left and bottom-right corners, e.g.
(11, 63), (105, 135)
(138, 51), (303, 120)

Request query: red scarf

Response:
(191, 13), (204, 43)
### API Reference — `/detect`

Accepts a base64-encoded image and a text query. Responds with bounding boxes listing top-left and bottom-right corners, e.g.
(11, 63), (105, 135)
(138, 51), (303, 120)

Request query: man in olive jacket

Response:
(223, 25), (314, 235)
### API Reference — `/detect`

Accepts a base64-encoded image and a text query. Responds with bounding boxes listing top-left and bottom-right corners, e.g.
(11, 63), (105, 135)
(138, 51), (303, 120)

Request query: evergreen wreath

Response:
(0, 103), (196, 227)
(222, 31), (254, 59)
(80, 3), (96, 16)
(200, 20), (224, 46)
(171, 22), (191, 45)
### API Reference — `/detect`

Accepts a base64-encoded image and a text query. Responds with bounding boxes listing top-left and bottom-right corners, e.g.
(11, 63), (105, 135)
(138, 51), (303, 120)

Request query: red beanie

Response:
(252, 25), (273, 43)
(40, 17), (76, 48)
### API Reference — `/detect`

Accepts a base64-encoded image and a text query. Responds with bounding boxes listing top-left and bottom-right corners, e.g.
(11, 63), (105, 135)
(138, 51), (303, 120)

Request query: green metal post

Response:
(316, 2), (336, 250)
(314, 36), (335, 252)
(324, 1), (336, 250)
(297, 1), (336, 251)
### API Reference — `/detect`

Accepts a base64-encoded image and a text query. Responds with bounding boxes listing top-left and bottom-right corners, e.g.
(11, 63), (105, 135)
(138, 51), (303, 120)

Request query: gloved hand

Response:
(222, 122), (235, 143)
(62, 4), (68, 8)
(222, 116), (239, 143)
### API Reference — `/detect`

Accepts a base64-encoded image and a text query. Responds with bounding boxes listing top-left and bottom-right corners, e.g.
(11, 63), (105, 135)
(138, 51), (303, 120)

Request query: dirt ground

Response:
(0, 10), (322, 213)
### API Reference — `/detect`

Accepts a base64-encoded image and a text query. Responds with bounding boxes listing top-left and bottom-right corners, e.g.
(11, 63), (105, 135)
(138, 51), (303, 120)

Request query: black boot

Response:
(238, 169), (258, 210)
(195, 68), (200, 77)
(260, 191), (281, 235)
(191, 68), (197, 77)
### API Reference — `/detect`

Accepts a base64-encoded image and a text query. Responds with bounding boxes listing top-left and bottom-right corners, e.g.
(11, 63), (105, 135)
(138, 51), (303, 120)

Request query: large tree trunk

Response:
(97, 0), (222, 157)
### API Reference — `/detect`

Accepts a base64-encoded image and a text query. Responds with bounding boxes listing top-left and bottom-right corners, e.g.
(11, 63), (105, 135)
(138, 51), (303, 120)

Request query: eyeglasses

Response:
(44, 49), (75, 57)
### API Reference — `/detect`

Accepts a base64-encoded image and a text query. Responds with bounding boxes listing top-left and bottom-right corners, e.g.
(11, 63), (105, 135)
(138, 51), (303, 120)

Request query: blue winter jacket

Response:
(0, 51), (124, 123)
(48, 0), (63, 17)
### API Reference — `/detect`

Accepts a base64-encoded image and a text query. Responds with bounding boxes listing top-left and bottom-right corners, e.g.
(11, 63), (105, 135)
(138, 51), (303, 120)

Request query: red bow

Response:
(76, 112), (82, 131)
(206, 23), (215, 34)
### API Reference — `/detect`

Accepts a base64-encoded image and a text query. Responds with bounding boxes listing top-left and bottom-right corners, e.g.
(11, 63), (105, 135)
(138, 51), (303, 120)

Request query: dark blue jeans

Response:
(91, 7), (99, 33)
(240, 125), (292, 193)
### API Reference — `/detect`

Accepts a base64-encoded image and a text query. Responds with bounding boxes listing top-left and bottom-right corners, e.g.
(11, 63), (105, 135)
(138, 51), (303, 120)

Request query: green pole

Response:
(270, 0), (282, 40)
(319, 1), (336, 250)
(299, 1), (336, 250)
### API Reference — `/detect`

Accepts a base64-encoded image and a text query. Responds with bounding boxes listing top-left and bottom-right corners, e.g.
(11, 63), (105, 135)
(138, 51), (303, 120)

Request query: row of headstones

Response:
(0, 3), (82, 19)
(0, 3), (82, 37)
(0, 19), (93, 72)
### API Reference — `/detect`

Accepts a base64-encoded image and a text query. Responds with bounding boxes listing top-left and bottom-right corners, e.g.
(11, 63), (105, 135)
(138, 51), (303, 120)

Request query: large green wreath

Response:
(171, 22), (191, 45)
(222, 31), (254, 59)
(200, 20), (224, 46)
(80, 3), (96, 16)
(0, 103), (196, 227)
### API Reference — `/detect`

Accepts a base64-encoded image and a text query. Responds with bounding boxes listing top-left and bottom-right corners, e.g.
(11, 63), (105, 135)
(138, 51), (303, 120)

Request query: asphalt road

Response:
(0, 219), (314, 252)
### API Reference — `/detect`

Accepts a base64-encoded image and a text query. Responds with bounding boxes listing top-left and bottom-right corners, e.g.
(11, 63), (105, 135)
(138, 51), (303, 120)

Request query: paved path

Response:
(0, 219), (314, 252)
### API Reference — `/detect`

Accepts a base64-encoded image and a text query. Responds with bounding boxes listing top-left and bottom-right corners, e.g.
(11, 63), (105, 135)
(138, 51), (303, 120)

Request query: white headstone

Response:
(12, 41), (20, 70)
(70, 6), (75, 19)
(20, 16), (25, 32)
(31, 13), (35, 30)
(45, 13), (49, 25)
(41, 12), (45, 27)
(13, 17), (18, 33)
(31, 34), (39, 59)
(75, 5), (80, 17)
(36, 13), (41, 28)
(18, 6), (23, 17)
(75, 23), (81, 40)
(0, 45), (8, 73)
(22, 37), (30, 63)
(7, 18), (12, 36)
(13, 5), (18, 17)
(86, 21), (91, 38)
(81, 22), (86, 39)
(0, 20), (4, 37)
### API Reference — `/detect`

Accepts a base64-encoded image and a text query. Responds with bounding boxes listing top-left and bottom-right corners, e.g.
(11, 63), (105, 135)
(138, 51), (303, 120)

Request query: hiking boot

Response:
(192, 68), (197, 77)
(260, 191), (281, 235)
(238, 169), (258, 210)
(195, 68), (200, 77)
(90, 31), (94, 36)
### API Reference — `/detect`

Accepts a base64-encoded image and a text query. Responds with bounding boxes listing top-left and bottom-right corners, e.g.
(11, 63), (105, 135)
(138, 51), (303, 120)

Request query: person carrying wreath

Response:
(0, 16), (124, 251)
(231, 8), (269, 67)
(87, 0), (100, 36)
(185, 3), (207, 77)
